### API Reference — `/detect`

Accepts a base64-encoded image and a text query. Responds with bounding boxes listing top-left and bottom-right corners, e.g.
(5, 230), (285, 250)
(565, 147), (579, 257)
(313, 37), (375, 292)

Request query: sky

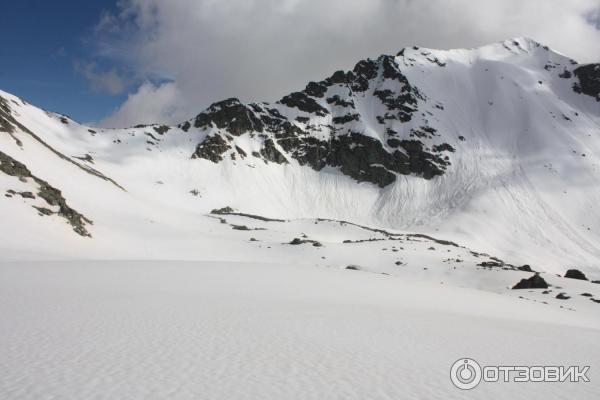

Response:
(1, 0), (600, 128)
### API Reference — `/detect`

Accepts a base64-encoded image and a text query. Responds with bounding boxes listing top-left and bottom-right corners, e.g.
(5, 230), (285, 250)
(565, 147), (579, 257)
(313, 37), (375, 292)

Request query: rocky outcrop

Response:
(573, 64), (600, 101)
(189, 52), (455, 187)
(192, 134), (231, 162)
(0, 150), (93, 237)
(279, 92), (329, 116)
(194, 98), (265, 135)
(512, 274), (549, 289)
(564, 269), (588, 281)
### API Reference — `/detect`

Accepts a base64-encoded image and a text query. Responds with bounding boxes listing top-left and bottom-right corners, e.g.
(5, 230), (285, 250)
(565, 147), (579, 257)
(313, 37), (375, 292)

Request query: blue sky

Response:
(1, 1), (599, 127)
(0, 0), (124, 123)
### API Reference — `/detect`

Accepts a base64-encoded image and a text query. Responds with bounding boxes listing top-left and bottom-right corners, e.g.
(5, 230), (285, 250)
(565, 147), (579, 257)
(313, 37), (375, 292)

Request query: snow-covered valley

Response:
(1, 37), (600, 398)
(1, 260), (599, 400)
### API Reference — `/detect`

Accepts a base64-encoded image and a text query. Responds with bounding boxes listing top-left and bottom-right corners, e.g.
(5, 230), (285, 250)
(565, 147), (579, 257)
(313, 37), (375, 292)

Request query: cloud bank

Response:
(91, 0), (600, 127)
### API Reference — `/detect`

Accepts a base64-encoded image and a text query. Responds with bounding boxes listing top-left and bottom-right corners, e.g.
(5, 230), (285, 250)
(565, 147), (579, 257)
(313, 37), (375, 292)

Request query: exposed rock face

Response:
(188, 53), (455, 187)
(192, 134), (231, 162)
(260, 139), (288, 164)
(0, 96), (16, 133)
(0, 150), (93, 237)
(564, 269), (588, 281)
(573, 64), (600, 101)
(279, 92), (329, 116)
(193, 98), (265, 135)
(512, 274), (549, 289)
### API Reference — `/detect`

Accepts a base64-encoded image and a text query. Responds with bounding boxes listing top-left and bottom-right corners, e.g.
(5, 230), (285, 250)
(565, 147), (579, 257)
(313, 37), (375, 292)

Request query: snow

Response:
(3, 38), (599, 272)
(1, 260), (599, 400)
(1, 38), (600, 398)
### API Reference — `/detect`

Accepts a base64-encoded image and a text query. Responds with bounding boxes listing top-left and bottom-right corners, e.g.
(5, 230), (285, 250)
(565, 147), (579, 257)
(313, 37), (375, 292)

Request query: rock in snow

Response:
(564, 269), (589, 281)
(512, 274), (549, 289)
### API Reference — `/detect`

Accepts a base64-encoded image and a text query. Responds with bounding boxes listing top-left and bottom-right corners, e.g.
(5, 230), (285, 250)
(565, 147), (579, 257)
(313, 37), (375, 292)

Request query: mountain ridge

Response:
(1, 37), (600, 273)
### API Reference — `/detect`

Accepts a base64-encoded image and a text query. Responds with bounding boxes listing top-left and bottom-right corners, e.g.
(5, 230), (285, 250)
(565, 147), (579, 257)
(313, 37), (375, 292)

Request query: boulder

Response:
(512, 274), (549, 289)
(564, 269), (588, 281)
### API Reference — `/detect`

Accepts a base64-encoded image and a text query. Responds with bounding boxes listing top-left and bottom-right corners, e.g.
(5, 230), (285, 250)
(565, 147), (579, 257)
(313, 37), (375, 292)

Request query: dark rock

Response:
(373, 89), (418, 123)
(326, 70), (351, 85)
(387, 138), (401, 148)
(555, 293), (571, 300)
(346, 265), (360, 270)
(581, 293), (593, 297)
(33, 206), (54, 216)
(478, 261), (503, 268)
(432, 143), (456, 153)
(74, 154), (94, 164)
(350, 59), (378, 92)
(559, 69), (572, 79)
(260, 139), (288, 164)
(279, 92), (329, 116)
(193, 98), (264, 135)
(326, 96), (355, 108)
(512, 274), (549, 289)
(180, 121), (191, 132)
(332, 113), (360, 124)
(517, 265), (533, 272)
(153, 125), (170, 135)
(564, 269), (588, 281)
(211, 206), (235, 215)
(289, 238), (322, 247)
(18, 191), (35, 199)
(231, 225), (250, 231)
(235, 146), (247, 159)
(573, 64), (600, 100)
(304, 81), (328, 98)
(380, 55), (405, 81)
(0, 150), (92, 237)
(410, 126), (438, 139)
(191, 134), (231, 162)
(187, 53), (451, 187)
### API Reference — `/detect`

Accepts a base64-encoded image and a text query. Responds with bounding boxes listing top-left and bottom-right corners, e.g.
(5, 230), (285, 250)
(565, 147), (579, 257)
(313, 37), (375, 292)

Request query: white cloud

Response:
(93, 0), (600, 127)
(75, 61), (126, 95)
(100, 81), (186, 128)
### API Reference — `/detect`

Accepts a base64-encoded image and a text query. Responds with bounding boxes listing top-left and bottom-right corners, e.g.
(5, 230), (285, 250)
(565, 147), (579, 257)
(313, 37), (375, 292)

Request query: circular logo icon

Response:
(450, 358), (482, 390)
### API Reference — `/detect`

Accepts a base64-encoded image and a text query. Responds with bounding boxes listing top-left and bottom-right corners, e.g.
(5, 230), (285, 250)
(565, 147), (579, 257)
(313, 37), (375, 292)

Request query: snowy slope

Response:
(2, 37), (600, 400)
(1, 260), (599, 400)
(1, 37), (600, 275)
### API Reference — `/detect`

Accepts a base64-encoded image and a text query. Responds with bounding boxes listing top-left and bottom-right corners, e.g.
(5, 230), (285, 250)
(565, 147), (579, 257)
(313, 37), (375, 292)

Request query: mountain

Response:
(3, 37), (600, 400)
(1, 37), (600, 274)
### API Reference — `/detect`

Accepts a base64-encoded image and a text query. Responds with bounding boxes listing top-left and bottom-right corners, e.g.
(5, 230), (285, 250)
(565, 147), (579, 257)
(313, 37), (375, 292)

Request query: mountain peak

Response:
(1, 38), (600, 271)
